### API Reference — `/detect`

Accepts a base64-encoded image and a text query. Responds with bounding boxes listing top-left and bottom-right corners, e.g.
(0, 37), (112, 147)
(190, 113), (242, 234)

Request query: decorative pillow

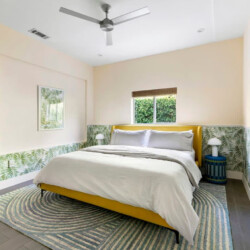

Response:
(147, 130), (194, 151)
(110, 129), (147, 147)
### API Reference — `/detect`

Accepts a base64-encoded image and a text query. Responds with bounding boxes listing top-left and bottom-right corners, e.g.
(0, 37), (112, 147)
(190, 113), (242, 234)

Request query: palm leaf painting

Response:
(39, 86), (64, 130)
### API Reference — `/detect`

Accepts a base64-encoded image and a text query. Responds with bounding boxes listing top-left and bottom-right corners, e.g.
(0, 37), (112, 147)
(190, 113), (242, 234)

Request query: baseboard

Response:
(242, 175), (250, 200)
(227, 170), (250, 200)
(0, 171), (39, 190)
(226, 170), (243, 180)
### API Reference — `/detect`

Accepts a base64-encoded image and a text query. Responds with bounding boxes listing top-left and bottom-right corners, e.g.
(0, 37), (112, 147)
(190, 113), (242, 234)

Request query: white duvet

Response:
(34, 145), (202, 244)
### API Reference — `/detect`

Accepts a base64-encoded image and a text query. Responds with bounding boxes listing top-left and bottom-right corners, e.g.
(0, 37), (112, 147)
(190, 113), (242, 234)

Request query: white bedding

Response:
(34, 145), (202, 244)
(181, 149), (195, 161)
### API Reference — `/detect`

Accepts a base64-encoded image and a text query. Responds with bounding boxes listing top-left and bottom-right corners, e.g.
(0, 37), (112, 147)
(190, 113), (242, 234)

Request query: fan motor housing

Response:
(100, 18), (114, 31)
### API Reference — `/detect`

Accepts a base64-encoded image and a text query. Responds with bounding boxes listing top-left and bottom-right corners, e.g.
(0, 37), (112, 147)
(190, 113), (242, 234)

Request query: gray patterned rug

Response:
(0, 183), (233, 250)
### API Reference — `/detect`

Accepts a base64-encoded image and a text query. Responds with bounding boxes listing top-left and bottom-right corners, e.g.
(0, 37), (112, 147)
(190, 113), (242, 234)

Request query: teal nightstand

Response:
(204, 155), (227, 184)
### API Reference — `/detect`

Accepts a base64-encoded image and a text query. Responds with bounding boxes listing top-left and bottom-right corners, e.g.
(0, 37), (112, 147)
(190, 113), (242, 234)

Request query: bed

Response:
(34, 125), (202, 245)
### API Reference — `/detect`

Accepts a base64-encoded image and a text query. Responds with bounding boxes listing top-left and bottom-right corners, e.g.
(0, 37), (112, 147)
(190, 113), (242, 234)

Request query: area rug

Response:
(0, 183), (233, 250)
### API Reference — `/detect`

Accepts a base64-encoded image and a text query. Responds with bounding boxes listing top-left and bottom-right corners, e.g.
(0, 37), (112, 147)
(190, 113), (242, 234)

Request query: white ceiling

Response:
(0, 0), (250, 66)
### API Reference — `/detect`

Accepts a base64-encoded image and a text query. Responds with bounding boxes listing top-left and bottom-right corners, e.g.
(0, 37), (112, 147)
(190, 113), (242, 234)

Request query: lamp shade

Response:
(96, 133), (104, 140)
(208, 138), (222, 146)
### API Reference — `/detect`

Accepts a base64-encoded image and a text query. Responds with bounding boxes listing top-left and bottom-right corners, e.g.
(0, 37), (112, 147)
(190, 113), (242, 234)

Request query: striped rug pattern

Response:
(0, 183), (233, 250)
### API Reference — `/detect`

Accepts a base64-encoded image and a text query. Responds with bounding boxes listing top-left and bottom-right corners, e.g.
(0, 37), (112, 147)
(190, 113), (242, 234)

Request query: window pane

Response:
(156, 95), (176, 123)
(134, 97), (154, 123)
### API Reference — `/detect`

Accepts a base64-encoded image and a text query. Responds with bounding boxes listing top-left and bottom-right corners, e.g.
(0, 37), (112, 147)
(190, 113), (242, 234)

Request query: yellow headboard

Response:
(111, 125), (202, 167)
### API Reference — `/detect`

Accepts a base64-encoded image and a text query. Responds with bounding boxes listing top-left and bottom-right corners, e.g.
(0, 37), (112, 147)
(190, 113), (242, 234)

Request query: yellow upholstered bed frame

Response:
(40, 125), (202, 242)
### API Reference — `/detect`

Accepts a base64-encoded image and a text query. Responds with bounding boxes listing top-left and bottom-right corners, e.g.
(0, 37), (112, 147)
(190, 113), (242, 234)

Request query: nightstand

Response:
(204, 155), (227, 184)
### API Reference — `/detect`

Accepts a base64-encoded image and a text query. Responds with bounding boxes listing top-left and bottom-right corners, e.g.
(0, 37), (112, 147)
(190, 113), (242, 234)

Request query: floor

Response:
(226, 179), (250, 250)
(0, 180), (49, 250)
(0, 179), (249, 250)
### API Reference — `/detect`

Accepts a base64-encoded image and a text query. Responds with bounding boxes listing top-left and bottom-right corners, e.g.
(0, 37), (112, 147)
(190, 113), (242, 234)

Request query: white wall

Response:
(94, 38), (243, 126)
(0, 24), (94, 154)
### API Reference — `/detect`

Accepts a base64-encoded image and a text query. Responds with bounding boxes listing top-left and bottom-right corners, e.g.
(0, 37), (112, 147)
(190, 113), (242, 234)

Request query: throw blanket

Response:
(34, 145), (202, 244)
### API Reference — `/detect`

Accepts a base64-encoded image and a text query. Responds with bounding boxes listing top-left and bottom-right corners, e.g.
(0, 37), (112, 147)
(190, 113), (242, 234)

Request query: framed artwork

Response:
(38, 86), (64, 130)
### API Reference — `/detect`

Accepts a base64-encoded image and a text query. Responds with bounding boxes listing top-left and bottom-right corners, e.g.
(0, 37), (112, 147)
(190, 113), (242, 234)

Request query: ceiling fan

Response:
(59, 4), (150, 46)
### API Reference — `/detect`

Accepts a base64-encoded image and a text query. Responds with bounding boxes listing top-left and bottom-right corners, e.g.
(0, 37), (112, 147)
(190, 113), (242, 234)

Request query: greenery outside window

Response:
(132, 88), (177, 124)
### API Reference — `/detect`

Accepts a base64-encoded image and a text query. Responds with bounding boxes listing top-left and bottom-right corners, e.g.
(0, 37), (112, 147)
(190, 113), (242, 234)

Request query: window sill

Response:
(131, 122), (177, 125)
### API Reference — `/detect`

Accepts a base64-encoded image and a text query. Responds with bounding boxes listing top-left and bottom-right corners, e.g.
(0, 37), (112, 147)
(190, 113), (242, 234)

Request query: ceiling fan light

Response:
(100, 18), (114, 32)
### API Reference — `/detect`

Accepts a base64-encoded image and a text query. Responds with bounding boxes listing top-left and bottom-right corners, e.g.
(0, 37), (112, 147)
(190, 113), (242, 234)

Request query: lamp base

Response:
(211, 146), (218, 157)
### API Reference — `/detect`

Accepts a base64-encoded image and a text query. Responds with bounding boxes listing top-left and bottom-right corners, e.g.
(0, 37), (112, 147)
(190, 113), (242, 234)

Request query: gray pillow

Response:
(111, 129), (147, 147)
(147, 130), (194, 151)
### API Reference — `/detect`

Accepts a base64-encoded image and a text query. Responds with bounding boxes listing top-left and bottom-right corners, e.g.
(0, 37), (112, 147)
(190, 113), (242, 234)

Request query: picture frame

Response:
(38, 86), (65, 131)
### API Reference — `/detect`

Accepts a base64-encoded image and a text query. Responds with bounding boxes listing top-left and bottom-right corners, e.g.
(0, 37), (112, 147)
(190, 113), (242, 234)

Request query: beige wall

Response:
(0, 22), (245, 155)
(244, 21), (250, 127)
(0, 24), (93, 154)
(94, 38), (243, 126)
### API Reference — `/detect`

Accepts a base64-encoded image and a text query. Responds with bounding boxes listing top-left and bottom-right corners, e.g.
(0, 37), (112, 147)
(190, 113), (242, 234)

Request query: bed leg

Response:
(174, 230), (179, 244)
(41, 189), (44, 198)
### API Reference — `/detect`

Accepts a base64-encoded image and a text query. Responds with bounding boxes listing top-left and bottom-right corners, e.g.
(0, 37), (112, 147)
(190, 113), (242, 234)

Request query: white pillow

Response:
(147, 130), (194, 151)
(110, 129), (147, 147)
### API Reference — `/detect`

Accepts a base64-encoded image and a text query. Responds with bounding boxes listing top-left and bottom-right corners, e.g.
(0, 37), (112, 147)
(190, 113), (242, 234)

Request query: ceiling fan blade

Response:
(112, 7), (150, 25)
(59, 7), (101, 24)
(106, 31), (113, 46)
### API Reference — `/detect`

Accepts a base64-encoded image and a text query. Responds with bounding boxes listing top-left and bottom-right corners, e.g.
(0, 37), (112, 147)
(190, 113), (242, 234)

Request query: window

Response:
(132, 88), (177, 124)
